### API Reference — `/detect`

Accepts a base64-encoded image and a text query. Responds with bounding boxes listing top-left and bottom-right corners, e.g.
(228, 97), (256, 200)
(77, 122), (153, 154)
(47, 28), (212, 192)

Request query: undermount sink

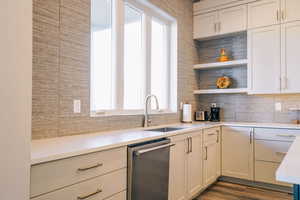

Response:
(145, 127), (186, 132)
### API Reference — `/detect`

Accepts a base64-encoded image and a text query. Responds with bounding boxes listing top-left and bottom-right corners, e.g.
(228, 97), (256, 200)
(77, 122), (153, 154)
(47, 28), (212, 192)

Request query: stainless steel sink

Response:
(145, 127), (185, 132)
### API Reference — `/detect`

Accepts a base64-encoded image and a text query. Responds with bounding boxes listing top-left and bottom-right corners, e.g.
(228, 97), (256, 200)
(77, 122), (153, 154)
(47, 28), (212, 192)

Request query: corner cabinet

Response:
(168, 131), (203, 200)
(221, 126), (254, 180)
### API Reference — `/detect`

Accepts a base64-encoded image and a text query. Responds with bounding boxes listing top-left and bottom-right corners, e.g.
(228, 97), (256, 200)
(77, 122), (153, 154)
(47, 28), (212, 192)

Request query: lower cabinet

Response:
(254, 128), (300, 187)
(203, 128), (221, 187)
(169, 131), (203, 200)
(221, 126), (254, 180)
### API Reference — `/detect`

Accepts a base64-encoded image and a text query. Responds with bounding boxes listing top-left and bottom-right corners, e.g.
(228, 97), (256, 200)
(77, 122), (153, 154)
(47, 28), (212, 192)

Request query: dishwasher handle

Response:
(134, 143), (175, 156)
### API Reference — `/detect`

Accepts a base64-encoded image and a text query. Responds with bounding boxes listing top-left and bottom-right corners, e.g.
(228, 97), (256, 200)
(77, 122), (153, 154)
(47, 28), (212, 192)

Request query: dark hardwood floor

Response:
(195, 181), (292, 200)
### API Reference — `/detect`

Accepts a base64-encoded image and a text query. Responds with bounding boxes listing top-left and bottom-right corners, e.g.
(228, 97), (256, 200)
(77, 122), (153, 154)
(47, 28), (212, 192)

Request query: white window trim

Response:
(90, 0), (178, 117)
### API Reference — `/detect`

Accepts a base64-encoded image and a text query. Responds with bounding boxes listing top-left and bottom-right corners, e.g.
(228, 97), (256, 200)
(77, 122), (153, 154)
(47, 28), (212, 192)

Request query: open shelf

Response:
(194, 88), (248, 94)
(194, 59), (248, 70)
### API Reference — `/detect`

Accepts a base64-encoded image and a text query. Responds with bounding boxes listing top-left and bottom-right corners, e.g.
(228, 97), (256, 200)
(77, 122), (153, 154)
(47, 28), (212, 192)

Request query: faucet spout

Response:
(144, 95), (160, 128)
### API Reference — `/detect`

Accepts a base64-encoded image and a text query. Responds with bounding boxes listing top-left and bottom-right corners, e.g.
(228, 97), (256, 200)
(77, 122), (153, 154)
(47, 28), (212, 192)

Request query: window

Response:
(91, 0), (177, 115)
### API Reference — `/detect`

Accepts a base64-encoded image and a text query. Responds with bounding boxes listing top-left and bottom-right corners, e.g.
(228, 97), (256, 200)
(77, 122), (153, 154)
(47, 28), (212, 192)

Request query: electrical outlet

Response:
(73, 100), (81, 113)
(275, 102), (282, 112)
(211, 103), (217, 108)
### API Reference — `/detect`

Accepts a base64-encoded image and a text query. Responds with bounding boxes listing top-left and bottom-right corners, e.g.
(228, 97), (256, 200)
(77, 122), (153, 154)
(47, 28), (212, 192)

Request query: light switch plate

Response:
(73, 99), (81, 113)
(275, 102), (282, 112)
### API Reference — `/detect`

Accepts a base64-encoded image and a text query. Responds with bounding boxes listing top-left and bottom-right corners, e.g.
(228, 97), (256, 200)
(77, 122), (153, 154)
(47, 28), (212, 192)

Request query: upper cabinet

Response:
(193, 5), (247, 40)
(281, 0), (300, 23)
(248, 25), (281, 94)
(219, 5), (247, 35)
(248, 0), (281, 29)
(194, 11), (218, 39)
(281, 21), (300, 93)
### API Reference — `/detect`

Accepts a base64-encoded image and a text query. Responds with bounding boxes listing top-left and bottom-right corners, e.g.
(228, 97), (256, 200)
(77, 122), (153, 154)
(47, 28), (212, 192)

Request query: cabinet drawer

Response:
(255, 161), (291, 187)
(32, 169), (127, 200)
(31, 147), (127, 197)
(204, 127), (220, 143)
(106, 191), (126, 200)
(255, 140), (291, 162)
(254, 128), (300, 141)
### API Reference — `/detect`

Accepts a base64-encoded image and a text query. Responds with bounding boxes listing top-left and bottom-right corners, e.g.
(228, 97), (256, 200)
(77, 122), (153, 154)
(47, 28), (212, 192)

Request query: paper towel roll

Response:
(182, 104), (192, 123)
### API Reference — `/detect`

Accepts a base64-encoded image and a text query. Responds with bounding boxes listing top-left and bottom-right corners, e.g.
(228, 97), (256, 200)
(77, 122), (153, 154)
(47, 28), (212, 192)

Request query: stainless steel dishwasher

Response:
(128, 138), (174, 200)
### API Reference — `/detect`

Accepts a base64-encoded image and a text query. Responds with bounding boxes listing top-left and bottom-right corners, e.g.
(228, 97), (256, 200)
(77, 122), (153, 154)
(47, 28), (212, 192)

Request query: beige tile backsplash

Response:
(32, 0), (197, 139)
(33, 0), (300, 139)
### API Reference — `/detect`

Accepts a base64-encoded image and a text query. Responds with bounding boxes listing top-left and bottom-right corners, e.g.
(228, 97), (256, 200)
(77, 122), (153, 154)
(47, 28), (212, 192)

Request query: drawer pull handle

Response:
(208, 133), (216, 136)
(276, 152), (287, 156)
(78, 163), (103, 171)
(77, 188), (102, 200)
(276, 134), (295, 138)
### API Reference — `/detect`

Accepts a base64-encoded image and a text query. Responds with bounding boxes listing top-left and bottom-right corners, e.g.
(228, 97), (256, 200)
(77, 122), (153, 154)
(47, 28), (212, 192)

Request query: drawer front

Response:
(255, 161), (291, 187)
(106, 191), (126, 200)
(31, 147), (127, 197)
(204, 127), (220, 143)
(255, 140), (292, 163)
(254, 128), (300, 141)
(31, 169), (127, 200)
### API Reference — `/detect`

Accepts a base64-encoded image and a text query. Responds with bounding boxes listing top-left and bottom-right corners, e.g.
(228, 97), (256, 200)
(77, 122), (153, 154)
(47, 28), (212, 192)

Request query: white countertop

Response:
(31, 121), (300, 165)
(277, 137), (300, 185)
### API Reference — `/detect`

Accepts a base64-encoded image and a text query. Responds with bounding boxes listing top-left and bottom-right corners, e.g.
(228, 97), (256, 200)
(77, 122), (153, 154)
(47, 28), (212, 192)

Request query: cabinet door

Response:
(203, 141), (219, 187)
(219, 5), (247, 35)
(169, 134), (188, 200)
(194, 11), (218, 39)
(222, 126), (254, 180)
(281, 21), (300, 93)
(281, 0), (300, 23)
(248, 0), (281, 29)
(248, 25), (281, 94)
(187, 132), (203, 198)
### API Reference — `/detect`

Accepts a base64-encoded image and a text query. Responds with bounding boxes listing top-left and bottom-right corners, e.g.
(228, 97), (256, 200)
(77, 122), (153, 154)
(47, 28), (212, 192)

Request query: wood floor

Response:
(195, 181), (292, 200)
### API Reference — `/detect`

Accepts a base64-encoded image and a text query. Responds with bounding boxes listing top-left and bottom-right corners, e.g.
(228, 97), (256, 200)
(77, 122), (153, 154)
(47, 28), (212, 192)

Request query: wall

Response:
(32, 0), (198, 139)
(196, 33), (300, 123)
(0, 0), (32, 199)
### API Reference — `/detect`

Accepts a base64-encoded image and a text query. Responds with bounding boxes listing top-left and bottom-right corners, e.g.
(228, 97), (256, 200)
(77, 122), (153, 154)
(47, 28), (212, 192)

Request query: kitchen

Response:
(2, 0), (300, 199)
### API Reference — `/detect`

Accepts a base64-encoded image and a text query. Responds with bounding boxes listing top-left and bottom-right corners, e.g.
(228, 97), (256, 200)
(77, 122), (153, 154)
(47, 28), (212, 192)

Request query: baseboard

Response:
(219, 176), (293, 194)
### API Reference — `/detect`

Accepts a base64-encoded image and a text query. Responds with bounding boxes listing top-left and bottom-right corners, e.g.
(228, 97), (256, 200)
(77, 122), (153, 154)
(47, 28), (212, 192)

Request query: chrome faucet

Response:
(144, 94), (160, 127)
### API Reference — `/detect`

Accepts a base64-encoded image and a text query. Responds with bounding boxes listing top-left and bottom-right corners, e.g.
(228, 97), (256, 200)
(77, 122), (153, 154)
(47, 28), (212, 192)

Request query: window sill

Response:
(90, 110), (177, 118)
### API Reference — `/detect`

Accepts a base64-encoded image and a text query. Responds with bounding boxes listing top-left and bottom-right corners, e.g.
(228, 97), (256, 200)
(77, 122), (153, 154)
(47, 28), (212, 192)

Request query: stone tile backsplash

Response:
(32, 0), (197, 139)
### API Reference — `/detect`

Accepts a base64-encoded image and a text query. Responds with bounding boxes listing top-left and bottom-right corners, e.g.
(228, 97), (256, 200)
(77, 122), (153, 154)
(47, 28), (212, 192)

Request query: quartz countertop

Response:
(31, 121), (300, 165)
(276, 137), (300, 185)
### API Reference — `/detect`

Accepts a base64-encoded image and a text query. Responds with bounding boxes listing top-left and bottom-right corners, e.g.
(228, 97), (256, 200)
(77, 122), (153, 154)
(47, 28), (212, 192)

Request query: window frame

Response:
(90, 0), (177, 117)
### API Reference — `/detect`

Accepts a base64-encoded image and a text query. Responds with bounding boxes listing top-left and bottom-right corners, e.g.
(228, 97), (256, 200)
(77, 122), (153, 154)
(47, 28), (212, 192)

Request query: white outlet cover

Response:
(275, 102), (282, 112)
(73, 100), (81, 113)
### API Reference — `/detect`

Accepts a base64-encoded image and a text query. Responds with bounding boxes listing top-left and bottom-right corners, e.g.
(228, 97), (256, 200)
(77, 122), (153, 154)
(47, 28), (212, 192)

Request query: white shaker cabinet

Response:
(187, 132), (203, 199)
(169, 134), (189, 200)
(281, 0), (300, 23)
(203, 128), (221, 188)
(169, 131), (204, 200)
(248, 25), (281, 94)
(248, 0), (281, 29)
(221, 126), (254, 180)
(194, 11), (218, 39)
(281, 21), (300, 93)
(194, 5), (247, 40)
(218, 5), (247, 35)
